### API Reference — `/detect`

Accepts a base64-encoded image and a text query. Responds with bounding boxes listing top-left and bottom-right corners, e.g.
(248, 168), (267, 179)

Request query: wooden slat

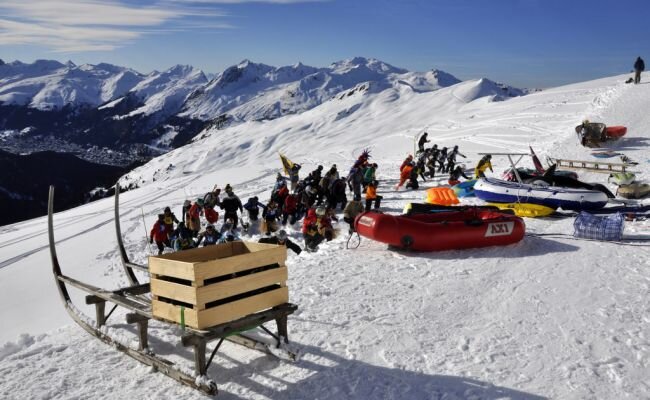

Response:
(196, 266), (288, 305)
(58, 275), (151, 316)
(150, 278), (198, 305)
(155, 242), (235, 263)
(148, 257), (196, 280)
(197, 287), (289, 329)
(152, 299), (199, 328)
(194, 246), (286, 281)
(151, 287), (289, 329)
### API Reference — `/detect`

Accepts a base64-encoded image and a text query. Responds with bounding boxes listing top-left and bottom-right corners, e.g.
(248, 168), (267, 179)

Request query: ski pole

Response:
(141, 208), (154, 255)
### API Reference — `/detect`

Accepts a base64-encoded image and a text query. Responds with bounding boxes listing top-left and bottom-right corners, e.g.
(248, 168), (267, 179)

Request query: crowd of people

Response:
(149, 138), (487, 256)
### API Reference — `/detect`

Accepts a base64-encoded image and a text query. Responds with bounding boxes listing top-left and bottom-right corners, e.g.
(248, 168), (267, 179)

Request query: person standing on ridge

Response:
(634, 56), (645, 84)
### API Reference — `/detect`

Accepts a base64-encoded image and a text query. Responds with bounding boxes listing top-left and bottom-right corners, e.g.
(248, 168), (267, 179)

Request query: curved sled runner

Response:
(50, 186), (298, 395)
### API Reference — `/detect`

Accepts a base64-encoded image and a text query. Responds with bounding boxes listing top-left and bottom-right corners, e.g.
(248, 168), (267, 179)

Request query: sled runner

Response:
(50, 186), (299, 395)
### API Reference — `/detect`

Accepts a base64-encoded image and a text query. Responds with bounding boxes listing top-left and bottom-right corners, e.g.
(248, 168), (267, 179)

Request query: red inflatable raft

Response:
(355, 209), (525, 251)
(605, 126), (627, 139)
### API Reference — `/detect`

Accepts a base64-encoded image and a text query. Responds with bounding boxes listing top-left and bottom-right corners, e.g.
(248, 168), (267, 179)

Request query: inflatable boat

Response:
(355, 209), (525, 251)
(474, 177), (609, 211)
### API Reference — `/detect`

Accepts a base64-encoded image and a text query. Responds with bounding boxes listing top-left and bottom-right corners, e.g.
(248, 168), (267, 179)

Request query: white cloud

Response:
(0, 0), (319, 53)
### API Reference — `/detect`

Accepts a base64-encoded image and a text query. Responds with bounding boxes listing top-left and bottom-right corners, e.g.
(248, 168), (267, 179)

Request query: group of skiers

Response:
(396, 132), (475, 190)
(149, 138), (496, 256)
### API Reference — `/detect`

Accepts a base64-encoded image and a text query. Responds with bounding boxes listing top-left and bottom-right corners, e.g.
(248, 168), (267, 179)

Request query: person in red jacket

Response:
(204, 205), (219, 225)
(282, 193), (300, 225)
(149, 214), (170, 255)
(302, 207), (333, 251)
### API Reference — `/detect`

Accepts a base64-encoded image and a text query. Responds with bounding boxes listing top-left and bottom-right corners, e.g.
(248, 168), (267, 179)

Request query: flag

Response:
(279, 153), (294, 175)
(530, 146), (545, 174)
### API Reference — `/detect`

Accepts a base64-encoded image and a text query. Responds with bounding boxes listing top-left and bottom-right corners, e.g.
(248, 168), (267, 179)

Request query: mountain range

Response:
(0, 56), (528, 224)
(0, 57), (526, 162)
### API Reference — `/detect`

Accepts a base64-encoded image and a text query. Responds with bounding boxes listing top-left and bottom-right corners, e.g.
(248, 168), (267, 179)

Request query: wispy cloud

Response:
(0, 0), (317, 53)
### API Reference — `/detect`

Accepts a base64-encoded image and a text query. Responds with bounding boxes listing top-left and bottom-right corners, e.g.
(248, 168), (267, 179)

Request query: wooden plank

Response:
(150, 277), (198, 305)
(196, 266), (288, 305)
(152, 299), (199, 328)
(555, 158), (631, 167)
(148, 257), (196, 280)
(195, 246), (286, 281)
(197, 287), (289, 329)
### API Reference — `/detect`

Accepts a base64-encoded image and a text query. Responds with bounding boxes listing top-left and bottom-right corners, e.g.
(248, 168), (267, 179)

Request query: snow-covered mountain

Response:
(181, 57), (483, 122)
(0, 60), (142, 110)
(0, 57), (525, 156)
(1, 71), (649, 399)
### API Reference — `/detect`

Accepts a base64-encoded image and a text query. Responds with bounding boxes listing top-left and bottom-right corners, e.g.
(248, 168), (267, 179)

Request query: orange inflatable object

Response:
(425, 187), (459, 206)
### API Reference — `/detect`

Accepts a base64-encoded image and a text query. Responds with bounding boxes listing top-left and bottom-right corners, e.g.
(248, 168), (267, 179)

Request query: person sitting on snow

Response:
(448, 164), (471, 186)
(171, 222), (195, 251)
(196, 224), (221, 247)
(259, 229), (302, 255)
(302, 207), (333, 251)
(218, 220), (241, 243)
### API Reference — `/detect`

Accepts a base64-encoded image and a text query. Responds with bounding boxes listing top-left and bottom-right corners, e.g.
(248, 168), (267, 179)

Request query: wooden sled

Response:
(49, 186), (299, 395)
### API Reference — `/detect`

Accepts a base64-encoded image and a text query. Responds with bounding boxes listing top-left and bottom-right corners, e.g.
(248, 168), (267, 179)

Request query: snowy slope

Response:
(1, 72), (650, 399)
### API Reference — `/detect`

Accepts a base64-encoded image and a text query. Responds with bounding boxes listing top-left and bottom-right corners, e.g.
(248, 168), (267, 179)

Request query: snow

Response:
(1, 71), (650, 399)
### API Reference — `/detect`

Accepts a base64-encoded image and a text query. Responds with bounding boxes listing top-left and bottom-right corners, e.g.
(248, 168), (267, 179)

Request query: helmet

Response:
(277, 230), (288, 241)
(315, 207), (326, 217)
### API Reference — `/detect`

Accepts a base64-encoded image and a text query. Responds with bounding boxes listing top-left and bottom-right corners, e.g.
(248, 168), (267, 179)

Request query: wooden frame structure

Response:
(49, 185), (298, 395)
(548, 158), (634, 174)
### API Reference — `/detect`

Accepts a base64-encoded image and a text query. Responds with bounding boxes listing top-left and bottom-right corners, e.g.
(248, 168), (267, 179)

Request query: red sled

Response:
(605, 126), (627, 139)
(354, 209), (525, 252)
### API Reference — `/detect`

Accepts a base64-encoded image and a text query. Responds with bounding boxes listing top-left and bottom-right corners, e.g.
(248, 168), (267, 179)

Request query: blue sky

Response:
(0, 0), (648, 88)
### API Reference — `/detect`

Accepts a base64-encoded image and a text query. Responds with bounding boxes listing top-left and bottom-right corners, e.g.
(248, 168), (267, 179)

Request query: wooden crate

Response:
(149, 241), (288, 329)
